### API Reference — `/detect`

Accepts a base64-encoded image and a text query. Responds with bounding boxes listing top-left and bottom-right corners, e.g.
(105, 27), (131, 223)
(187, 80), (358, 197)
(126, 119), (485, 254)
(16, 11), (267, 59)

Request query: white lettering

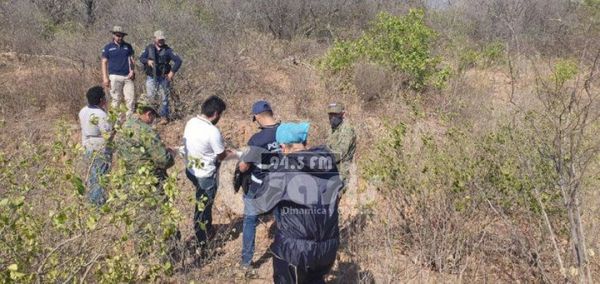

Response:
(281, 207), (328, 215)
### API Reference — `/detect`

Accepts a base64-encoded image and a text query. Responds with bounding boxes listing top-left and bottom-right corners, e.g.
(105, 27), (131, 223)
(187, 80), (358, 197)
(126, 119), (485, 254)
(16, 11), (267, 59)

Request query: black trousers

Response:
(272, 256), (333, 284)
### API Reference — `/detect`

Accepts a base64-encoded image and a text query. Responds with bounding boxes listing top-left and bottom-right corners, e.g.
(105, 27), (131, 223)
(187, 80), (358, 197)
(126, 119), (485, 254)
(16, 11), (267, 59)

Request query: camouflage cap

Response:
(136, 102), (158, 116)
(110, 26), (127, 35)
(327, 102), (345, 114)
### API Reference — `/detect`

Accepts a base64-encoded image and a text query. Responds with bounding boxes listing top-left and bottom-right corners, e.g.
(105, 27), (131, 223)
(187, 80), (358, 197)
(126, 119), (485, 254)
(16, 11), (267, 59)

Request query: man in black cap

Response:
(237, 100), (280, 275)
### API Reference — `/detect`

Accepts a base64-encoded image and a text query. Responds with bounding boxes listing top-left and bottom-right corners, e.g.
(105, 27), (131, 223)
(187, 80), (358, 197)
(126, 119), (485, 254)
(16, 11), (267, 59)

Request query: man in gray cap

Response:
(326, 102), (357, 190)
(101, 25), (136, 117)
(139, 30), (183, 124)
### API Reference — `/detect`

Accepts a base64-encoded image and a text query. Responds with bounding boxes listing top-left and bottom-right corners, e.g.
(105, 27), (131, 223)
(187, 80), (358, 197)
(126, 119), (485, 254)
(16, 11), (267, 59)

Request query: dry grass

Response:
(1, 1), (599, 282)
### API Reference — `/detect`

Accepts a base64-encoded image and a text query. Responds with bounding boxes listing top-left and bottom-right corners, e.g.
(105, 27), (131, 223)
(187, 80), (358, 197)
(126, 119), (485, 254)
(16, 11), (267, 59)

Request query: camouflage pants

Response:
(338, 162), (350, 194)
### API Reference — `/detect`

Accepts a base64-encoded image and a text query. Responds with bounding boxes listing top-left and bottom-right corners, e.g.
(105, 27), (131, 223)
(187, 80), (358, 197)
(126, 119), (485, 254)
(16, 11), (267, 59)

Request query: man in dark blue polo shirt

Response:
(139, 30), (182, 123)
(238, 100), (280, 273)
(101, 26), (136, 117)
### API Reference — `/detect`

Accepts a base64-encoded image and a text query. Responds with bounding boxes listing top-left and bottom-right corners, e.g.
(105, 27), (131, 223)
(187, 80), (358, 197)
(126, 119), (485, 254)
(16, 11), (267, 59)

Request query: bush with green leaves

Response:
(320, 9), (447, 90)
(361, 119), (564, 277)
(0, 122), (182, 283)
(457, 41), (505, 72)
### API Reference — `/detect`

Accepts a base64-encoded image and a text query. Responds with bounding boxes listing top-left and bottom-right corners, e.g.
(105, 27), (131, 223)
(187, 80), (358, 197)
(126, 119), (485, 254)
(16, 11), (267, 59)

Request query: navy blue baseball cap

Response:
(251, 100), (272, 120)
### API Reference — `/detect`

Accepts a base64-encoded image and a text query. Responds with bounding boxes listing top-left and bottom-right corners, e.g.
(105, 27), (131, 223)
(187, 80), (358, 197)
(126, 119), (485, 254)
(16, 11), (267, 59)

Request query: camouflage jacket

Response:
(114, 117), (174, 176)
(326, 121), (357, 178)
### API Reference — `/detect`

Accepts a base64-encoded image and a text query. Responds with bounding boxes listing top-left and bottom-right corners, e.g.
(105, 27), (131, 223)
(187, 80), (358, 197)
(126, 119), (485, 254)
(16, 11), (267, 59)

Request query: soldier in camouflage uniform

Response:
(326, 103), (357, 190)
(114, 104), (178, 258)
(115, 104), (175, 180)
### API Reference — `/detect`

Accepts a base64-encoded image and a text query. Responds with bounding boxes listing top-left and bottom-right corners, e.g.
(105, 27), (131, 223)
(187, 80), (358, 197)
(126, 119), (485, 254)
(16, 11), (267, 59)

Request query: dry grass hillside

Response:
(0, 26), (480, 279)
(0, 46), (434, 283)
(1, 1), (600, 283)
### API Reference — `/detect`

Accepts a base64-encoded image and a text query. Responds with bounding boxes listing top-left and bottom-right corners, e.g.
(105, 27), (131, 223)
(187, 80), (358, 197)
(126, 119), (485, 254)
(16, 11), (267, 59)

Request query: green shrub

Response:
(458, 48), (480, 71)
(364, 121), (559, 214)
(320, 9), (446, 90)
(584, 0), (600, 18)
(0, 122), (182, 283)
(457, 41), (505, 72)
(362, 119), (563, 273)
(481, 41), (505, 66)
(551, 59), (578, 89)
(320, 41), (360, 72)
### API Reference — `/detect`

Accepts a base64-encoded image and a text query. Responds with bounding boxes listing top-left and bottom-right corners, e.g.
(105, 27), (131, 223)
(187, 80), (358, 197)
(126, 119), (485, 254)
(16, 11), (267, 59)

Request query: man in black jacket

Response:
(139, 30), (182, 123)
(248, 122), (342, 283)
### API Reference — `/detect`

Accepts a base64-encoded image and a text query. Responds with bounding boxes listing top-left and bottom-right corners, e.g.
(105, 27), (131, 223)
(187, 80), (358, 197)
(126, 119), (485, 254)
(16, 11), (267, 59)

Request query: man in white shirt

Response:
(78, 86), (112, 205)
(183, 95), (235, 247)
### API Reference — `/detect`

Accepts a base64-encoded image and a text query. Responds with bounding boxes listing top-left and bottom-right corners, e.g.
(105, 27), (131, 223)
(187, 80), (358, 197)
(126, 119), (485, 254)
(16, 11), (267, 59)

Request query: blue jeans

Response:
(186, 170), (217, 245)
(242, 191), (259, 266)
(85, 149), (111, 205)
(145, 76), (171, 118)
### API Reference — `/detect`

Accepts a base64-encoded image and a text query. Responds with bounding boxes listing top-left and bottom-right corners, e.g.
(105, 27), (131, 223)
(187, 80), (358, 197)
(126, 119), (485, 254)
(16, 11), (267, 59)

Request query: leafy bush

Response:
(551, 59), (578, 89)
(362, 120), (563, 276)
(584, 0), (600, 19)
(481, 41), (505, 66)
(321, 41), (361, 73)
(458, 48), (481, 71)
(457, 41), (505, 71)
(320, 9), (446, 90)
(0, 122), (182, 282)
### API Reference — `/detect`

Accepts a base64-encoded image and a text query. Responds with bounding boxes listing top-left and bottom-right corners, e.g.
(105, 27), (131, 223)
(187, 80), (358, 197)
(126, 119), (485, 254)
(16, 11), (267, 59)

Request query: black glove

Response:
(233, 162), (251, 194)
(233, 163), (243, 193)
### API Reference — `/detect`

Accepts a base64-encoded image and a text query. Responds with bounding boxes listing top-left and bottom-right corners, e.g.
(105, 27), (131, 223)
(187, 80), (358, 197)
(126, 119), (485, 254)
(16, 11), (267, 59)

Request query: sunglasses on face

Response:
(114, 33), (125, 38)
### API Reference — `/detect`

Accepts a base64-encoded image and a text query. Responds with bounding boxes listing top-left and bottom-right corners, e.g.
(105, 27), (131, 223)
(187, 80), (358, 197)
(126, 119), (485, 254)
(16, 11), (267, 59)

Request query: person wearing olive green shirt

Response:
(326, 102), (357, 191)
(115, 105), (175, 180)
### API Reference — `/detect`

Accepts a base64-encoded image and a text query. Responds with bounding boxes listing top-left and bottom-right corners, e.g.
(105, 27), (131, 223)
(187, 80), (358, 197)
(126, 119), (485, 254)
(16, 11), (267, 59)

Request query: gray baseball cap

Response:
(154, 30), (166, 40)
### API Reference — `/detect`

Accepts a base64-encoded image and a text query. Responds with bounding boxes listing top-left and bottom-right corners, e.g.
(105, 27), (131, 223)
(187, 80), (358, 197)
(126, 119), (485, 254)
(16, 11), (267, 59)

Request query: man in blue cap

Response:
(237, 100), (280, 275)
(248, 122), (342, 283)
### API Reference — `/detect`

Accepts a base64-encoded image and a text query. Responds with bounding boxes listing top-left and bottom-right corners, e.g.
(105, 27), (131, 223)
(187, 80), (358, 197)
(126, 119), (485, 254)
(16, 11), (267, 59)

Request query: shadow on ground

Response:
(173, 216), (245, 273)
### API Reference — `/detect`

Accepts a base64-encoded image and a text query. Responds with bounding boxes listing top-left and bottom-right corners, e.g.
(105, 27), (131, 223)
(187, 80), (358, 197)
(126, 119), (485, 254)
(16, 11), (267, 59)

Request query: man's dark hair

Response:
(86, 86), (105, 106)
(201, 96), (227, 117)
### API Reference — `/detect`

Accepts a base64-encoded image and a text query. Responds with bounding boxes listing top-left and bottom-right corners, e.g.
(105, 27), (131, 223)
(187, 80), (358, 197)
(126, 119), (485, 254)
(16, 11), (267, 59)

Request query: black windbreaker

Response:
(251, 146), (343, 268)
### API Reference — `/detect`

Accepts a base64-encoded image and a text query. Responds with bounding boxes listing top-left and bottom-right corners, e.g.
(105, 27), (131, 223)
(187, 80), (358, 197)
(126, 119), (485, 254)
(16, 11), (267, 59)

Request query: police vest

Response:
(144, 44), (172, 77)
